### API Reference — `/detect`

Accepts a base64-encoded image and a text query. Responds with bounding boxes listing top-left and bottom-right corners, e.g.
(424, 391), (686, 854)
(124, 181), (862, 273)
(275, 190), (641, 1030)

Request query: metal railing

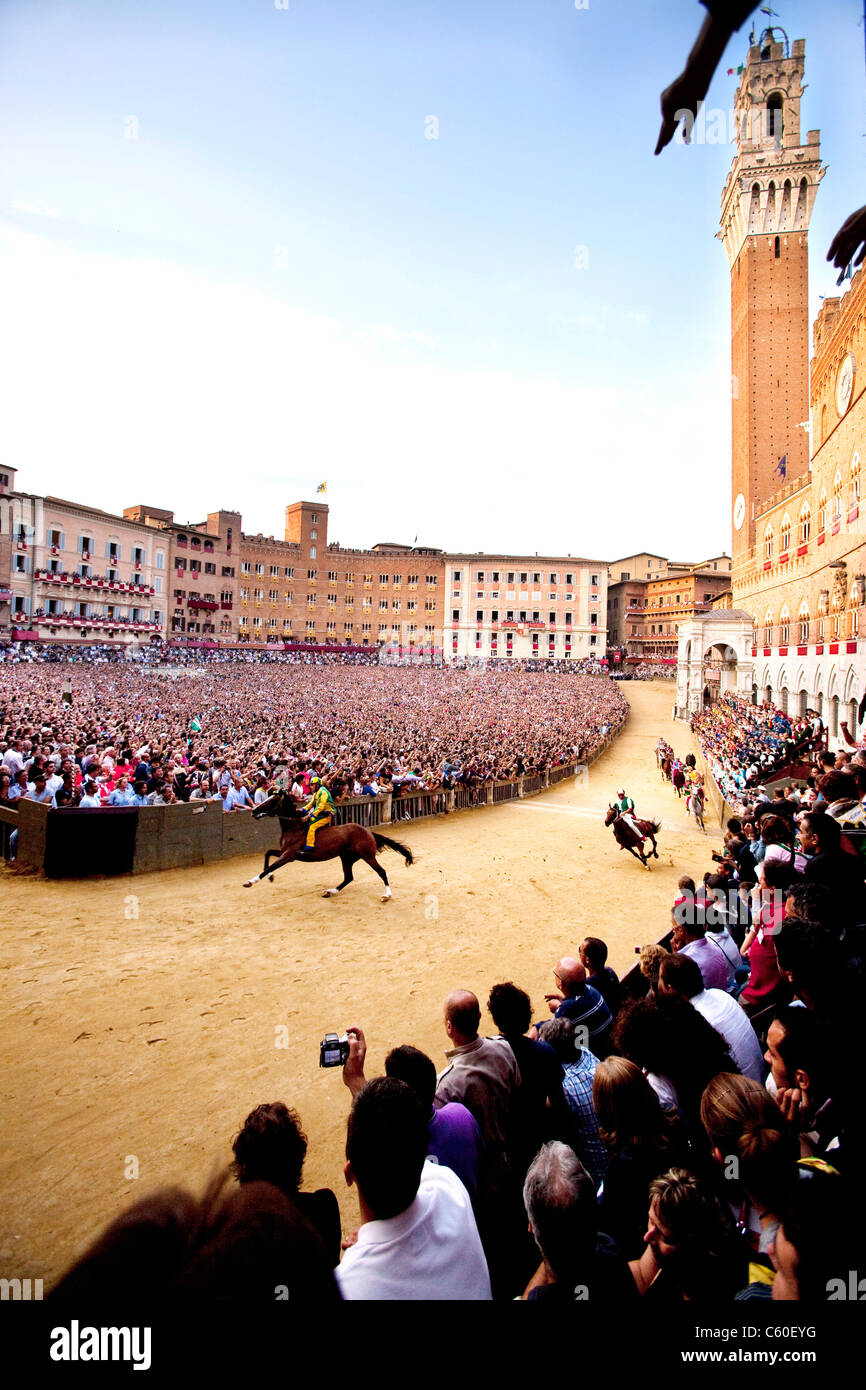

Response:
(492, 780), (521, 804)
(521, 772), (546, 795)
(390, 789), (450, 821)
(333, 797), (384, 828)
(454, 785), (485, 810)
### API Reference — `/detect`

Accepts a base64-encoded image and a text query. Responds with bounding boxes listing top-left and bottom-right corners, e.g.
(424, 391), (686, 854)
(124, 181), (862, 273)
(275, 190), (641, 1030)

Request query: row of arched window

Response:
(763, 452), (860, 559)
(754, 589), (862, 647)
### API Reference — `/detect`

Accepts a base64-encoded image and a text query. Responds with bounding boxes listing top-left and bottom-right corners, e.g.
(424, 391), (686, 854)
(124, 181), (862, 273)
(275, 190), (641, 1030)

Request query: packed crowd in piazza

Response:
(0, 646), (627, 811)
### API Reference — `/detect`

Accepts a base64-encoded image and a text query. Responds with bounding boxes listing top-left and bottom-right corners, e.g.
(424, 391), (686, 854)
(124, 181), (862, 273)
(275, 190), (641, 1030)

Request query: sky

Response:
(0, 0), (863, 563)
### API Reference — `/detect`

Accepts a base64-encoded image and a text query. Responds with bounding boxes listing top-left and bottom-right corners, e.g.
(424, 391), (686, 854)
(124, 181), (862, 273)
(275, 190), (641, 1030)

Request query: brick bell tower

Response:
(719, 27), (824, 593)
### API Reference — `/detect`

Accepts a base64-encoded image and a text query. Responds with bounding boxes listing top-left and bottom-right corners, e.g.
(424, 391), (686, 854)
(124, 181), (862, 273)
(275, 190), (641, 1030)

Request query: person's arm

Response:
(839, 721), (860, 749)
(341, 1026), (367, 1100)
(655, 3), (759, 155)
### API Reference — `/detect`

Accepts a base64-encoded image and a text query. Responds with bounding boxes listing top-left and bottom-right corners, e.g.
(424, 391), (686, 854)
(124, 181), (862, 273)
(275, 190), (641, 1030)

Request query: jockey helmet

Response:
(310, 775), (321, 786)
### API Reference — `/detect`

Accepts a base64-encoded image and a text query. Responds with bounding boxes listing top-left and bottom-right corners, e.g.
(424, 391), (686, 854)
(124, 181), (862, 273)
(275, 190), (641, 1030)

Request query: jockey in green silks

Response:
(297, 775), (335, 858)
(615, 788), (642, 840)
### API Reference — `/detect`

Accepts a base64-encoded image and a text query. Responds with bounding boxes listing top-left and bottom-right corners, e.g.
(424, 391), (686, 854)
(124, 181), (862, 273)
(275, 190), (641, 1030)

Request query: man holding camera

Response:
(336, 1028), (491, 1300)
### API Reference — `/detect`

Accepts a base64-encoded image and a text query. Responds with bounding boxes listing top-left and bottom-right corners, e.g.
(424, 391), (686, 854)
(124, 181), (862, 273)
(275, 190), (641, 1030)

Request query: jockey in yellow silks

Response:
(297, 775), (335, 858)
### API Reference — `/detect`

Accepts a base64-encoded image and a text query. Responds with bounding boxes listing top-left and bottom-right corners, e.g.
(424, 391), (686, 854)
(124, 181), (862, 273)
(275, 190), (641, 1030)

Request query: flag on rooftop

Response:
(836, 261), (853, 287)
(316, 481), (327, 493)
(727, 64), (744, 75)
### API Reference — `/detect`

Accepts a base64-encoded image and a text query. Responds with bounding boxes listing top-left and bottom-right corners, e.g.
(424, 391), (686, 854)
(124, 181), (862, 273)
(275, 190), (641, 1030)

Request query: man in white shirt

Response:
(336, 1076), (491, 1301)
(225, 775), (253, 811)
(79, 780), (103, 808)
(658, 953), (764, 1082)
(2, 740), (25, 778)
(24, 775), (55, 805)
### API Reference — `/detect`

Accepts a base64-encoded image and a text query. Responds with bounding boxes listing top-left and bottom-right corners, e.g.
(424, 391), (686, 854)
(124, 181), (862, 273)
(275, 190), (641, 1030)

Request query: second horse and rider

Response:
(605, 786), (662, 869)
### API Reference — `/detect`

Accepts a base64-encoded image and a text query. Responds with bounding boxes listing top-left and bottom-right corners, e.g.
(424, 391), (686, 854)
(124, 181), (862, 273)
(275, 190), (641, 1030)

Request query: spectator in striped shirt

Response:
(538, 1017), (607, 1187)
(535, 957), (612, 1059)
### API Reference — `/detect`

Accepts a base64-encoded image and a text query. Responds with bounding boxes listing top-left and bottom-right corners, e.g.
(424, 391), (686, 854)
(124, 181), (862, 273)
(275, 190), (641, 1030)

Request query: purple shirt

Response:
(428, 1101), (482, 1202)
(679, 936), (731, 992)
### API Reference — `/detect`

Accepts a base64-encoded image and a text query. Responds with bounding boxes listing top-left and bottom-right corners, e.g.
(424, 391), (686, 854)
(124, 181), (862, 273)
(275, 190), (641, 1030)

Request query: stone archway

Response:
(675, 611), (754, 720)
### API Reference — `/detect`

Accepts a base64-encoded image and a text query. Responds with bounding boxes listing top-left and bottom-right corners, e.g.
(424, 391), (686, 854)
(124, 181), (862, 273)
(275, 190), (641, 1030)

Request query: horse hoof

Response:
(269, 875), (275, 883)
(243, 880), (253, 888)
(381, 893), (392, 903)
(322, 889), (338, 898)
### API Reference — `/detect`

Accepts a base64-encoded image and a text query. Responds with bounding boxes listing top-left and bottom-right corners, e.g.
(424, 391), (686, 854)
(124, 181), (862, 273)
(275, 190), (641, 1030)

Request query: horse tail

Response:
(649, 820), (662, 834)
(373, 833), (415, 866)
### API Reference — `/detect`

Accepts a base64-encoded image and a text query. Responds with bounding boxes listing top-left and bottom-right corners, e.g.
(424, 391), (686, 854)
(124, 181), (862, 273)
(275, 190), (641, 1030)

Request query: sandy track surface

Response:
(0, 681), (720, 1286)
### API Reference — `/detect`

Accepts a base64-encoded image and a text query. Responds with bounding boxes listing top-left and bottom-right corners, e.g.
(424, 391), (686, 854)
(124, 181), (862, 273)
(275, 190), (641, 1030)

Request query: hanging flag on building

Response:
(774, 454), (787, 478)
(316, 481), (327, 493)
(727, 64), (744, 75)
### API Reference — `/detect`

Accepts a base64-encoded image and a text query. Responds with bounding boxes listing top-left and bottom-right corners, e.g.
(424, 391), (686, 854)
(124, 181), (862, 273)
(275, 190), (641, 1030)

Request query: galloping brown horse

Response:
(604, 805), (661, 870)
(242, 791), (414, 900)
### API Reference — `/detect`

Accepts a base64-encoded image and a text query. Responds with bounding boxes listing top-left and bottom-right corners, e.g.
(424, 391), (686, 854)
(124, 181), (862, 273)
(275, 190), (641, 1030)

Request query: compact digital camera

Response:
(319, 1032), (350, 1068)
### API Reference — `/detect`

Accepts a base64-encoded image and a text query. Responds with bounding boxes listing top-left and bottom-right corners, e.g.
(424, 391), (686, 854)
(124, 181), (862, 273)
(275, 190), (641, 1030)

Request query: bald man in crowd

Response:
(535, 957), (613, 1060)
(435, 990), (521, 1163)
(435, 988), (525, 1295)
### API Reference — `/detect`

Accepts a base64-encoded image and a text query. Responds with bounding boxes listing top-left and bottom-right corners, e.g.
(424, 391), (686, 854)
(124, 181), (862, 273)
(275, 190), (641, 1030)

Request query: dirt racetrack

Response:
(0, 680), (721, 1287)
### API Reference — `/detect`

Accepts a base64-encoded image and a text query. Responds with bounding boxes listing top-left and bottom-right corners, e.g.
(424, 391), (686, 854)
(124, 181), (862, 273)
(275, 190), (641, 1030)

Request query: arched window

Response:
(833, 470), (843, 524)
(831, 589), (842, 639)
(764, 610), (773, 646)
(798, 504), (811, 544)
(798, 600), (809, 644)
(752, 615), (759, 647)
(780, 514), (791, 552)
(850, 586), (860, 638)
(818, 489), (827, 534)
(766, 92), (784, 142)
(764, 525), (774, 561)
(850, 450), (861, 511)
(780, 608), (790, 645)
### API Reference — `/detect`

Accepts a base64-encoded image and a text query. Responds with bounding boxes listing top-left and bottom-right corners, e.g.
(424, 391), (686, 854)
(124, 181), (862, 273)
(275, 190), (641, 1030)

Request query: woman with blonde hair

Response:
(593, 1057), (691, 1259)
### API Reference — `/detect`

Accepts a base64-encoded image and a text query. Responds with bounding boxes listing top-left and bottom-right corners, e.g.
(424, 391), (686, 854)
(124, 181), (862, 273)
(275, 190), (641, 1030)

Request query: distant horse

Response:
(688, 787), (706, 832)
(661, 755), (673, 783)
(604, 805), (661, 869)
(243, 791), (414, 900)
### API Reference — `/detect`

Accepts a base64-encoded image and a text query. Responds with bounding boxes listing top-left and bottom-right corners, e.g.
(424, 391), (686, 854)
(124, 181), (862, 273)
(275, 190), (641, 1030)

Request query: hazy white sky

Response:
(0, 1), (861, 561)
